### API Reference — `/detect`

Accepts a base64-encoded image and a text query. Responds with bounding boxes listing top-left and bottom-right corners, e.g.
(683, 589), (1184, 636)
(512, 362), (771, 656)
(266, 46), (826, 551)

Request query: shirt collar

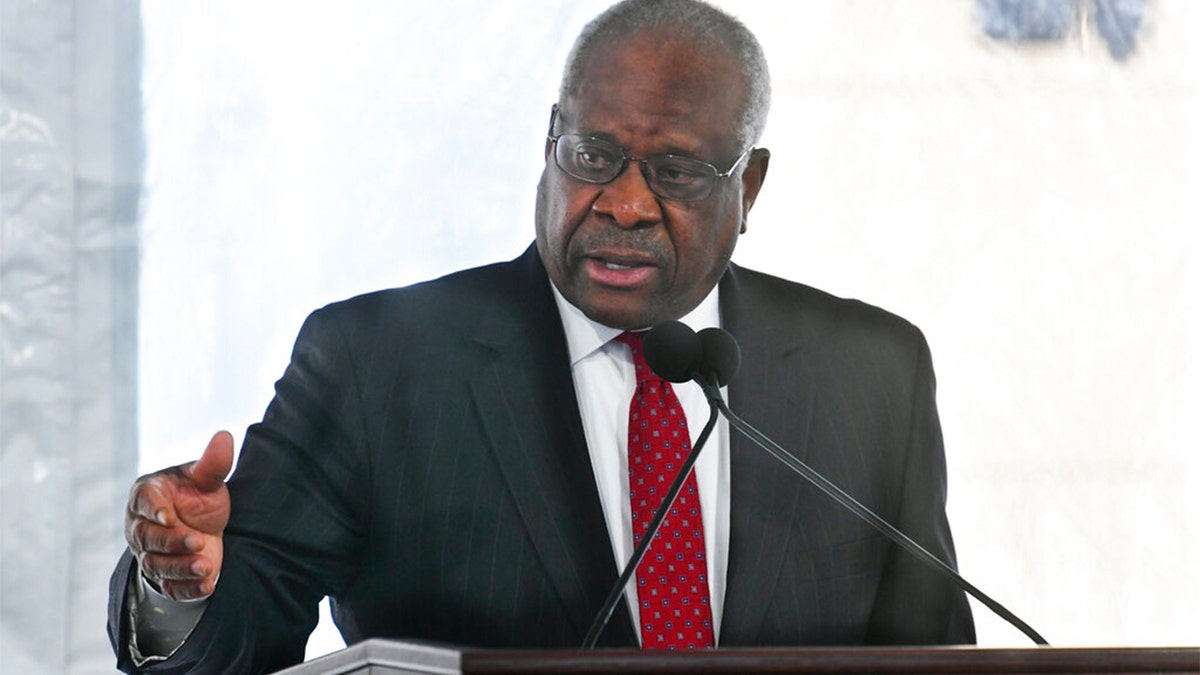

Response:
(550, 282), (722, 367)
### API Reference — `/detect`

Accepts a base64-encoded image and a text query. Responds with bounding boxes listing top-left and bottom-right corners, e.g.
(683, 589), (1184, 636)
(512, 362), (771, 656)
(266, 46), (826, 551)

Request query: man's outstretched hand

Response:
(125, 431), (234, 601)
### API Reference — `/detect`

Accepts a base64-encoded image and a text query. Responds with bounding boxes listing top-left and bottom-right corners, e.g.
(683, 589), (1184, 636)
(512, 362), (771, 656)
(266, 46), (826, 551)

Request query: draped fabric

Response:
(0, 2), (142, 671)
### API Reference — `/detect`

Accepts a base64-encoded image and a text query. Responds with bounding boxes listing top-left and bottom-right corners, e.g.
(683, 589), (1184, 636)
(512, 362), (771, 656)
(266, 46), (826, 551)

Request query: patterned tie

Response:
(617, 331), (715, 649)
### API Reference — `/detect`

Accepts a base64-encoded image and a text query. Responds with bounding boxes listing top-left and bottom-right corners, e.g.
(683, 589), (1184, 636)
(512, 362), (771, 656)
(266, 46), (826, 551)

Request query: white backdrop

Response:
(138, 1), (1199, 661)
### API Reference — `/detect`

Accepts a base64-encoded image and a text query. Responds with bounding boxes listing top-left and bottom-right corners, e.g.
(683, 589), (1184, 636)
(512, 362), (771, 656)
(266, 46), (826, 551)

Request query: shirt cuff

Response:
(125, 569), (212, 667)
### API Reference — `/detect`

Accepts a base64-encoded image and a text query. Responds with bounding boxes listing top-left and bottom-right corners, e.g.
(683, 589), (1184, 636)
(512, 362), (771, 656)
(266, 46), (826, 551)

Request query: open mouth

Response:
(603, 260), (637, 270)
(584, 254), (657, 287)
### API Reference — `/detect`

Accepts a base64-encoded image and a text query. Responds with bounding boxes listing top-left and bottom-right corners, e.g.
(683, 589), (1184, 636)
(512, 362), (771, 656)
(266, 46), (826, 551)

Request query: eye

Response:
(572, 142), (619, 171)
(652, 159), (706, 186)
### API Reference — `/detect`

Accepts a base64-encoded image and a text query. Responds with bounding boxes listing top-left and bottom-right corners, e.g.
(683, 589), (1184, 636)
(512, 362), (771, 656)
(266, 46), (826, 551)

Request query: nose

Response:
(591, 162), (663, 229)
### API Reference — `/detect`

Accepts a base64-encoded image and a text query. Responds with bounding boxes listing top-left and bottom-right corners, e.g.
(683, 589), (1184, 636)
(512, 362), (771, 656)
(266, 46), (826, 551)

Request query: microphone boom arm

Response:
(698, 380), (1049, 647)
(580, 401), (722, 649)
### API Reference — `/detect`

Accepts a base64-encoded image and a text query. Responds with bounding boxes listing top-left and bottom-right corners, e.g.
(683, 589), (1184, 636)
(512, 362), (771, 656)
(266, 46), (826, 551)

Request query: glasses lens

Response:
(555, 135), (623, 183)
(551, 134), (721, 202)
(645, 156), (716, 202)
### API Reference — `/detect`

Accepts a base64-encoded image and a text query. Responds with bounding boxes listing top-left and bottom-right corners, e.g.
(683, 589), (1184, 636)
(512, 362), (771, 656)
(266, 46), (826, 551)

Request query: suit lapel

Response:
(459, 254), (813, 646)
(465, 248), (637, 646)
(718, 265), (816, 645)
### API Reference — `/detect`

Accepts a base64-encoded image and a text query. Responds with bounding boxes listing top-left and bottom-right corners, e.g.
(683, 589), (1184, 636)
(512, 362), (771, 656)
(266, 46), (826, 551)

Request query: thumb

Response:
(188, 430), (235, 493)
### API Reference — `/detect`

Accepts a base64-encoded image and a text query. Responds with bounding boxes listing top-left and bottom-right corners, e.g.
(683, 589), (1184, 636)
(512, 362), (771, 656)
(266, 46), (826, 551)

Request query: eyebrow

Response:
(556, 107), (712, 162)
(572, 131), (707, 162)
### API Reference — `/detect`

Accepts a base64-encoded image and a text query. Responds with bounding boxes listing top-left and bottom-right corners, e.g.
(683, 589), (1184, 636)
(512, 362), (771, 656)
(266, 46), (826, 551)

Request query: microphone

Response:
(642, 323), (1050, 647)
(641, 320), (702, 382)
(697, 327), (740, 387)
(639, 321), (739, 386)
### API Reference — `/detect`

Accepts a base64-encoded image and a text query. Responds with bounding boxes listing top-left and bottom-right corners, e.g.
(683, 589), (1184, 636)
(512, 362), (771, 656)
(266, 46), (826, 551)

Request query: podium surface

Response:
(276, 639), (1199, 674)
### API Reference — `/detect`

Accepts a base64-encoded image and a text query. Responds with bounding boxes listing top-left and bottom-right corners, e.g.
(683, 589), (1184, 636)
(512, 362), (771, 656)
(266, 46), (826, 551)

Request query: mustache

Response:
(573, 227), (670, 265)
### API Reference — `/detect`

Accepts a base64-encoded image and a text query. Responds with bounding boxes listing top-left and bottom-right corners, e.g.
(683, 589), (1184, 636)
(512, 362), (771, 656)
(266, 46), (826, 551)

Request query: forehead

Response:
(562, 30), (745, 157)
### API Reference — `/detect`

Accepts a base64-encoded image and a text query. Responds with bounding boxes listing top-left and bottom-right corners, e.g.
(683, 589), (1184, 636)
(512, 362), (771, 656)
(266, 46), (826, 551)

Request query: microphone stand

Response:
(580, 401), (721, 649)
(694, 379), (1050, 647)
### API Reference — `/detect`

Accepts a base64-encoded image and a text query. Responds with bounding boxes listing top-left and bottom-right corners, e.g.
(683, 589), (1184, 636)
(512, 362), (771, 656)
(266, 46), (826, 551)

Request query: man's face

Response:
(535, 31), (769, 330)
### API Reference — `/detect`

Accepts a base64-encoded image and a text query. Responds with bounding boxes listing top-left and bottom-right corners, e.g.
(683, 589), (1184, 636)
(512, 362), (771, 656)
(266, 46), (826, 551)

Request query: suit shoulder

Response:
(307, 257), (527, 330)
(726, 265), (926, 349)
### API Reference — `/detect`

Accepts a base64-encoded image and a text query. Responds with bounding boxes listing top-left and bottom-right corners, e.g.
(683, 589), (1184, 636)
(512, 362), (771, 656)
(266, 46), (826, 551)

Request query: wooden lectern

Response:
(275, 639), (1199, 674)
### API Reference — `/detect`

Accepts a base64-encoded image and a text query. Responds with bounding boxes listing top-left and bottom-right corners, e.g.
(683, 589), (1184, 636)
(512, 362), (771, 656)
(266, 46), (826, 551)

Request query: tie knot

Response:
(616, 331), (656, 384)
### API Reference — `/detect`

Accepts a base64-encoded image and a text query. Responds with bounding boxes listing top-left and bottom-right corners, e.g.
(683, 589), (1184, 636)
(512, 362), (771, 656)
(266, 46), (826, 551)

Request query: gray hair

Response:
(558, 0), (772, 149)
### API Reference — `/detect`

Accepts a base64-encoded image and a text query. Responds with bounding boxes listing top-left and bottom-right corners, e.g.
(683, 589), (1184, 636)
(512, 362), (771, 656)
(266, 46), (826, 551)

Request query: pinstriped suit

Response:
(109, 244), (973, 673)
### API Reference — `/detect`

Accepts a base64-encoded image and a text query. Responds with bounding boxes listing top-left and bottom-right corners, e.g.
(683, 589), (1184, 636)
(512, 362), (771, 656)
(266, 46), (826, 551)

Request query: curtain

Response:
(0, 1), (141, 672)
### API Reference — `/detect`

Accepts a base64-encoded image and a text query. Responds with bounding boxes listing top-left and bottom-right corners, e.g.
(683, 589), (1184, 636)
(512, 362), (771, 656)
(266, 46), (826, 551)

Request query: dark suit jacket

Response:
(110, 245), (974, 673)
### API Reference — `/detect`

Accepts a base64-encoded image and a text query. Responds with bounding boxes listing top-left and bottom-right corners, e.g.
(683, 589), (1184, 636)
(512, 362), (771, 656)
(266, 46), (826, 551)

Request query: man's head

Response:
(535, 0), (772, 330)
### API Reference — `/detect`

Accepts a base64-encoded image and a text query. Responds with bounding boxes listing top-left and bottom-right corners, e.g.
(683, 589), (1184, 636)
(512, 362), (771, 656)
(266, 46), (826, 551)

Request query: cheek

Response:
(669, 202), (742, 262)
(536, 174), (567, 245)
(706, 192), (746, 250)
(664, 209), (742, 293)
(540, 178), (595, 248)
(537, 173), (605, 288)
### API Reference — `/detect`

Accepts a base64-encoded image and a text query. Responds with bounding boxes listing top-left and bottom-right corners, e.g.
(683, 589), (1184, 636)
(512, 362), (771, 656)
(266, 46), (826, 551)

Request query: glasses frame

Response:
(545, 103), (753, 203)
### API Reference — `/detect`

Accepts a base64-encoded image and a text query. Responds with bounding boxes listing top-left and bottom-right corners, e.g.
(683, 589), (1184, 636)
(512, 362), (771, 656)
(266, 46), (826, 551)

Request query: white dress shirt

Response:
(550, 284), (730, 644)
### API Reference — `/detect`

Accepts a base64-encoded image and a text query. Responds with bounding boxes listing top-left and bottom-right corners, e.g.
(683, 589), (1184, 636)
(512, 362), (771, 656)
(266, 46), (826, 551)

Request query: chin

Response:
(579, 302), (649, 331)
(588, 311), (645, 331)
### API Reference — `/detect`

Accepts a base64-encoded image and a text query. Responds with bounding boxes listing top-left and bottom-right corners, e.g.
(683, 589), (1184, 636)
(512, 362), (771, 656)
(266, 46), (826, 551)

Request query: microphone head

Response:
(697, 327), (741, 386)
(642, 321), (702, 383)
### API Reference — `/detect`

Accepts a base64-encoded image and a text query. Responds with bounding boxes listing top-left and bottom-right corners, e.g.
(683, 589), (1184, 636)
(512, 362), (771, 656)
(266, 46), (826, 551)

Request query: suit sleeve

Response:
(865, 333), (976, 644)
(109, 306), (370, 673)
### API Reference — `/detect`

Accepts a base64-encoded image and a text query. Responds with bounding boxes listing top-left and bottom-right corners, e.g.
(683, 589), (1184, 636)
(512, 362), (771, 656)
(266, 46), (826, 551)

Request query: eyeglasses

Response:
(546, 104), (753, 203)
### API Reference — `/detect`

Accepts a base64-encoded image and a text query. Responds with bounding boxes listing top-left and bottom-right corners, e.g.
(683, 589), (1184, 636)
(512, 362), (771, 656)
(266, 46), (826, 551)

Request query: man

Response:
(111, 1), (975, 672)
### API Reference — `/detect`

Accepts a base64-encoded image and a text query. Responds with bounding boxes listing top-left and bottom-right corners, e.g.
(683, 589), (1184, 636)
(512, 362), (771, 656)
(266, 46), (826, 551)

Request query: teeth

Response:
(604, 261), (633, 270)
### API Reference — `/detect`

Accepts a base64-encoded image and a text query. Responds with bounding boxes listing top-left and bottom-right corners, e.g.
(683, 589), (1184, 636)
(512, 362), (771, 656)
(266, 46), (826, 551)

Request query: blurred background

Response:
(2, 1), (1196, 672)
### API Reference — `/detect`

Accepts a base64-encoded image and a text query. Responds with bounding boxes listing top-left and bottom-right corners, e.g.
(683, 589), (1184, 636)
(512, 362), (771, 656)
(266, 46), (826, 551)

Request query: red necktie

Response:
(617, 331), (715, 649)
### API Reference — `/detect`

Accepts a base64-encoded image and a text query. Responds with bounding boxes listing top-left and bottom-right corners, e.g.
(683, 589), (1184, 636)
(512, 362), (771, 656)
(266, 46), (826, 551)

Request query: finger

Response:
(185, 431), (235, 493)
(139, 551), (212, 583)
(129, 518), (206, 556)
(160, 577), (217, 601)
(128, 479), (174, 527)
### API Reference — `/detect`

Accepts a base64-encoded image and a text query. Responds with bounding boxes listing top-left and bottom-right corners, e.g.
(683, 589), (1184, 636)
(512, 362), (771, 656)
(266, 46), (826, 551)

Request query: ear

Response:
(739, 148), (770, 234)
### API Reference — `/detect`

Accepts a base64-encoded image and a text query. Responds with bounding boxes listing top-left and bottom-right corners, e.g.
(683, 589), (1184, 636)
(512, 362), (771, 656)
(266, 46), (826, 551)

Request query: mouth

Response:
(599, 257), (647, 271)
(582, 251), (659, 288)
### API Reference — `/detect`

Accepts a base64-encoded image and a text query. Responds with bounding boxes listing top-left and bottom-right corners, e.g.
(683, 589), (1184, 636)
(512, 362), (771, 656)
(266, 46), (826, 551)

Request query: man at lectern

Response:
(110, 0), (974, 671)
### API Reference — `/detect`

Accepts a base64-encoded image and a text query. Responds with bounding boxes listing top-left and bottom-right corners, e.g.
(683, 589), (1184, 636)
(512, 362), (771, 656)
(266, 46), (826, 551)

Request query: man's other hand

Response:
(125, 431), (234, 601)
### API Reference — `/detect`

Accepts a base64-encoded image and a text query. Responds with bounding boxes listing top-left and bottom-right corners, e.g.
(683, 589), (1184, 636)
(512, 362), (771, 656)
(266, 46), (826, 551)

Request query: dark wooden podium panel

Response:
(276, 639), (1199, 675)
